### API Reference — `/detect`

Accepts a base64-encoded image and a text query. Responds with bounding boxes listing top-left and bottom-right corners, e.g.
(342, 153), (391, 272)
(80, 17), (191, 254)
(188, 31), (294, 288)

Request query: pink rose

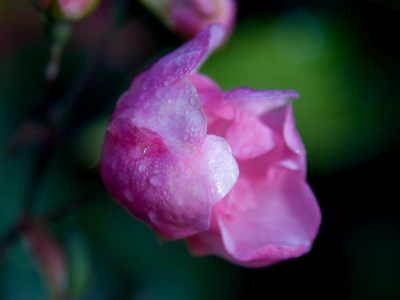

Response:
(100, 25), (239, 240)
(139, 0), (236, 39)
(100, 25), (321, 267)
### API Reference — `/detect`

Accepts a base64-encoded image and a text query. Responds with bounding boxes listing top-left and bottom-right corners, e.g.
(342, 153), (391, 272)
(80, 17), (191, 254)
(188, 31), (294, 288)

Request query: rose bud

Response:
(31, 0), (101, 22)
(100, 25), (239, 240)
(100, 25), (321, 267)
(139, 0), (236, 39)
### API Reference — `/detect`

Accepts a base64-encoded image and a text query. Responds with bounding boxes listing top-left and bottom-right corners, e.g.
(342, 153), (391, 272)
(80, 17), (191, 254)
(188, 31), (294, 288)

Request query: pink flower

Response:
(100, 25), (239, 240)
(100, 25), (321, 267)
(139, 0), (236, 39)
(31, 0), (101, 22)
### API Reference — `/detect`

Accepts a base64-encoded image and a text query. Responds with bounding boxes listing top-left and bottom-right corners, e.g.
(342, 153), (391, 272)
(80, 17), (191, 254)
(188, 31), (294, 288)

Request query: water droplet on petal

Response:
(149, 174), (165, 187)
(148, 211), (162, 225)
(190, 97), (197, 105)
(123, 188), (134, 202)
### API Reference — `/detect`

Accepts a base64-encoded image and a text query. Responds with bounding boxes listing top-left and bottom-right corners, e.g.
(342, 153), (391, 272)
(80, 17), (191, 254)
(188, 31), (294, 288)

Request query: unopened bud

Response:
(139, 0), (236, 39)
(31, 0), (101, 22)
(23, 221), (69, 300)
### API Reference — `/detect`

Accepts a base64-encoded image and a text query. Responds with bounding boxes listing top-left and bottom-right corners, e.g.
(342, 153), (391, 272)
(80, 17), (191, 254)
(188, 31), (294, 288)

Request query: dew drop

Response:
(149, 174), (164, 187)
(190, 97), (197, 105)
(123, 188), (134, 202)
(148, 211), (162, 225)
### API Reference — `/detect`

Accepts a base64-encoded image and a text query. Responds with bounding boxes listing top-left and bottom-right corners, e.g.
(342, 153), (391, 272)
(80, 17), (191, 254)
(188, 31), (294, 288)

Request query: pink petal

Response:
(225, 112), (276, 159)
(129, 24), (224, 91)
(223, 88), (299, 116)
(101, 118), (210, 239)
(190, 134), (239, 205)
(112, 80), (207, 157)
(188, 166), (321, 267)
(166, 0), (236, 39)
(188, 73), (224, 106)
(101, 116), (238, 239)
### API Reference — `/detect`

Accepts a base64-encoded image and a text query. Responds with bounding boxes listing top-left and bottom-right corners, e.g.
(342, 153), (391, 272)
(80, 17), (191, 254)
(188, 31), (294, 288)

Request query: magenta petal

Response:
(101, 118), (212, 239)
(129, 24), (224, 91)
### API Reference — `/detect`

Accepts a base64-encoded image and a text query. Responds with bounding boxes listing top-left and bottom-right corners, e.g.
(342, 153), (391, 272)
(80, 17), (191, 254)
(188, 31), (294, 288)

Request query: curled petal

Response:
(187, 166), (321, 268)
(128, 24), (225, 92)
(223, 88), (299, 116)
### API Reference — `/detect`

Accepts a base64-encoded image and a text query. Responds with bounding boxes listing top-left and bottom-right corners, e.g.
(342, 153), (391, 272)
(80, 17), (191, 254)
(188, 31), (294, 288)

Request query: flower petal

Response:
(190, 134), (239, 205)
(188, 73), (224, 106)
(225, 112), (276, 159)
(101, 118), (210, 239)
(188, 166), (321, 267)
(224, 88), (299, 116)
(113, 80), (207, 156)
(101, 117), (239, 239)
(129, 24), (225, 91)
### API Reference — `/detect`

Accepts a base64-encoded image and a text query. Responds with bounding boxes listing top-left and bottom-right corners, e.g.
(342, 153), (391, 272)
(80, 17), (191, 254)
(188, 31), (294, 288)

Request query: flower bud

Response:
(30, 0), (52, 10)
(100, 25), (239, 240)
(23, 221), (68, 300)
(101, 25), (321, 267)
(31, 0), (101, 22)
(139, 0), (236, 39)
